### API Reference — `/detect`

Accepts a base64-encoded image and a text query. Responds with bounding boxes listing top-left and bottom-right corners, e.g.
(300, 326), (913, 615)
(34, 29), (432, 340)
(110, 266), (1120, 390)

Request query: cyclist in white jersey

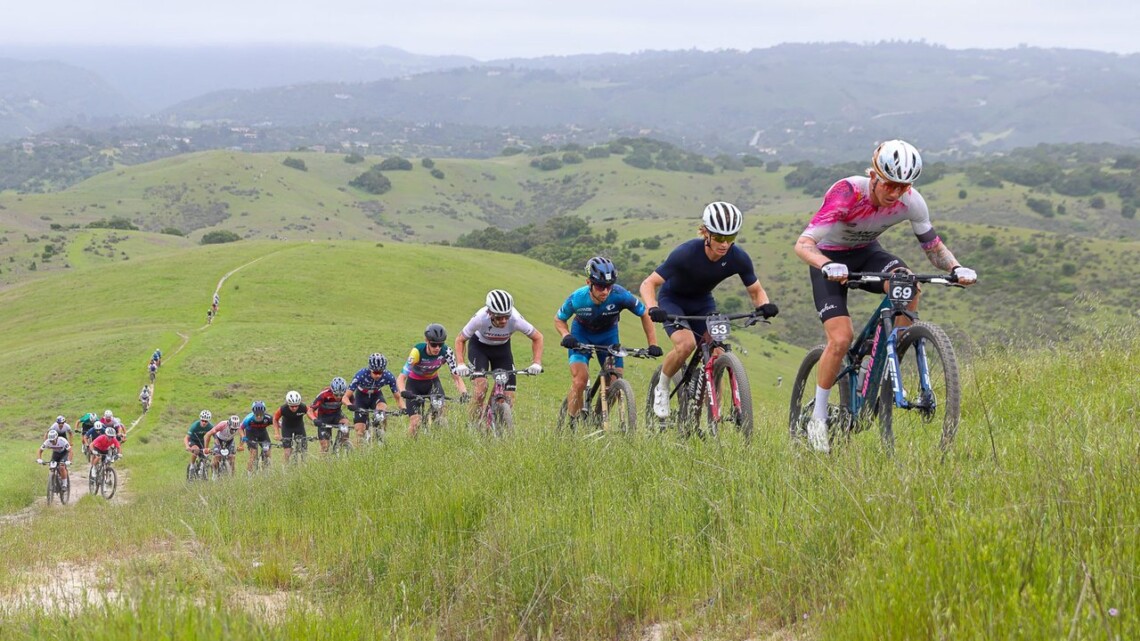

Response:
(453, 289), (544, 418)
(205, 415), (241, 473)
(36, 430), (73, 488)
(793, 139), (977, 452)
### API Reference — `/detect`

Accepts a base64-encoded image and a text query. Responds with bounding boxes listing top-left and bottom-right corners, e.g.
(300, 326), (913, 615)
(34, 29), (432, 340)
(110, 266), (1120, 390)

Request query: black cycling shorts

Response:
(809, 241), (908, 323)
(468, 340), (517, 391)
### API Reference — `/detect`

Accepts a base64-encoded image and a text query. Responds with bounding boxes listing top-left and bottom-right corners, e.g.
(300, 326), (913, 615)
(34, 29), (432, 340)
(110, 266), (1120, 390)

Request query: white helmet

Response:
(103, 409), (114, 419)
(485, 289), (514, 316)
(229, 414), (241, 426)
(199, 409), (212, 421)
(872, 139), (923, 184)
(105, 427), (116, 437)
(285, 390), (302, 405)
(701, 202), (743, 235)
(47, 429), (59, 440)
(56, 415), (66, 424)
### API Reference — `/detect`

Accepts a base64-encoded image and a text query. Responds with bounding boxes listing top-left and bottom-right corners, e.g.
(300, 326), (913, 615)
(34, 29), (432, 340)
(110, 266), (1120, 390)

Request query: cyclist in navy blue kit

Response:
(344, 353), (401, 443)
(555, 257), (662, 424)
(639, 201), (779, 418)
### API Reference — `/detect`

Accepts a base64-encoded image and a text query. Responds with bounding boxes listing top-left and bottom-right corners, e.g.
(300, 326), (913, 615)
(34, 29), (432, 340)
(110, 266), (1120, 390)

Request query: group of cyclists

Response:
(35, 138), (980, 487)
(36, 410), (127, 490)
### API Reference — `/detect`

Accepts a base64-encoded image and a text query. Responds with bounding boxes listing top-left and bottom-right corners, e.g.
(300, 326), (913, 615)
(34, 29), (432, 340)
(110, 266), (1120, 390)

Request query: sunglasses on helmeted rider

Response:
(708, 232), (737, 243)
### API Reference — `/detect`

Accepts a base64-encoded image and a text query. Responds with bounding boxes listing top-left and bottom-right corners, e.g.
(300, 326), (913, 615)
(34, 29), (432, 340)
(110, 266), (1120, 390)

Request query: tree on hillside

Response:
(200, 230), (241, 245)
(344, 153), (365, 164)
(349, 168), (392, 195)
(378, 156), (413, 171)
(283, 157), (307, 171)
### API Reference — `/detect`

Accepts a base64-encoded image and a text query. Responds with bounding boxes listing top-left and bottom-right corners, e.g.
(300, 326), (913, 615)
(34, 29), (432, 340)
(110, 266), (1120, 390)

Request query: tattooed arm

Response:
(794, 235), (831, 269)
(921, 238), (962, 272)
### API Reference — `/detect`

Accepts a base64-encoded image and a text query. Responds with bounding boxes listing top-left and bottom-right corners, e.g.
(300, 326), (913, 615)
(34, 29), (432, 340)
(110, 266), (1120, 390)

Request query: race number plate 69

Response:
(888, 278), (917, 303)
(707, 314), (731, 340)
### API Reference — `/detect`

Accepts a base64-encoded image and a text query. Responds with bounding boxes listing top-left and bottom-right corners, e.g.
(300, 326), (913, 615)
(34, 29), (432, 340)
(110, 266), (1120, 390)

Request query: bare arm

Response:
(922, 239), (961, 272)
(744, 280), (770, 308)
(528, 329), (544, 366)
(453, 334), (469, 366)
(639, 311), (659, 347)
(794, 235), (830, 270)
(554, 318), (571, 339)
(639, 272), (665, 309)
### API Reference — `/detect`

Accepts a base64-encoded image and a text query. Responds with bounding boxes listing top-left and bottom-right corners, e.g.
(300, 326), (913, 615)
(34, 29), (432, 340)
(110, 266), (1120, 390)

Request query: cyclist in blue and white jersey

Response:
(45, 415), (73, 442)
(345, 353), (400, 443)
(793, 140), (977, 452)
(640, 202), (779, 418)
(555, 257), (662, 424)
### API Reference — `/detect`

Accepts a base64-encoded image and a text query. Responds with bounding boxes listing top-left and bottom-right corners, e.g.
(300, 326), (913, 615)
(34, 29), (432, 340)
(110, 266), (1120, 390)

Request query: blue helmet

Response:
(586, 256), (617, 286)
(251, 400), (267, 416)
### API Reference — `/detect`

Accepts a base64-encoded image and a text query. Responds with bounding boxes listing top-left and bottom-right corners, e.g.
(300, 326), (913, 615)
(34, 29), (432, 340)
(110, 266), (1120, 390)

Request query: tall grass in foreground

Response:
(2, 321), (1137, 640)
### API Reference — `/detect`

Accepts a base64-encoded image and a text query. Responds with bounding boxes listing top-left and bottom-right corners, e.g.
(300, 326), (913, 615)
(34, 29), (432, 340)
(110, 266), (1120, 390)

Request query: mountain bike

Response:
(468, 369), (537, 437)
(360, 408), (392, 446)
(403, 391), (456, 434)
(210, 443), (237, 479)
(41, 460), (70, 505)
(186, 448), (211, 482)
(646, 311), (766, 439)
(557, 344), (656, 434)
(789, 272), (963, 454)
(281, 435), (318, 465)
(327, 423), (354, 457)
(246, 439), (274, 472)
(89, 450), (119, 499)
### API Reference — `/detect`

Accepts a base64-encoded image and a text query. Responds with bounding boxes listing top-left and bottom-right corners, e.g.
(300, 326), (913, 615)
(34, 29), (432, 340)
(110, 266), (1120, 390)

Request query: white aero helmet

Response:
(872, 139), (923, 184)
(701, 202), (743, 235)
(485, 289), (514, 316)
(285, 390), (302, 405)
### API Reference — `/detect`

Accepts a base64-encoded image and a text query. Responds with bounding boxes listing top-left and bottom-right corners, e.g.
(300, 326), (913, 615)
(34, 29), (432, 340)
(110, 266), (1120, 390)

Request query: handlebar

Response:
(661, 311), (771, 327)
(844, 272), (960, 288)
(466, 369), (536, 378)
(569, 344), (658, 358)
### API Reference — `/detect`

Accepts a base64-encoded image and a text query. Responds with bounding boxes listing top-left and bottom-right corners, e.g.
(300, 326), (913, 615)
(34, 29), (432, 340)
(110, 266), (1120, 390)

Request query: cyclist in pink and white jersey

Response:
(793, 139), (977, 452)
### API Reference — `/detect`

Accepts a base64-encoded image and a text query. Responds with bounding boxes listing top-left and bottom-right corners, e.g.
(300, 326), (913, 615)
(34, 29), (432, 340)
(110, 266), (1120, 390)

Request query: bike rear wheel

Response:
(598, 378), (637, 434)
(789, 344), (853, 443)
(880, 321), (961, 454)
(101, 467), (118, 499)
(709, 352), (753, 438)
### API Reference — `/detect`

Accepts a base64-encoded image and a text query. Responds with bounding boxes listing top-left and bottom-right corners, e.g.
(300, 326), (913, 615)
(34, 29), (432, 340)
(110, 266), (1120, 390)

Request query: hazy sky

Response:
(4, 0), (1138, 59)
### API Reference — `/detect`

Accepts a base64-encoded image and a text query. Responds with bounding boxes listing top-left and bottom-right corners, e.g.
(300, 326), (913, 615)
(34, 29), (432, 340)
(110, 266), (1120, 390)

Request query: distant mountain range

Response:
(3, 42), (1140, 160)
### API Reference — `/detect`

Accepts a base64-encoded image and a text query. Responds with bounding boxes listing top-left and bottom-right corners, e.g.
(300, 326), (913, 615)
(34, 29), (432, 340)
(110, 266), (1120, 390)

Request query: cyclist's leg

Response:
(567, 360), (590, 417)
(810, 263), (854, 420)
(281, 426), (294, 463)
(861, 247), (916, 325)
(657, 297), (699, 379)
(315, 422), (332, 453)
(405, 379), (431, 436)
(467, 342), (492, 419)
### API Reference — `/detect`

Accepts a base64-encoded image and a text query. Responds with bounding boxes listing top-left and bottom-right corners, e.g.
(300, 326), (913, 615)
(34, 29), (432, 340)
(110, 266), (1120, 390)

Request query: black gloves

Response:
(648, 307), (668, 322)
(755, 303), (779, 319)
(560, 335), (580, 349)
(399, 390), (415, 400)
(647, 345), (664, 358)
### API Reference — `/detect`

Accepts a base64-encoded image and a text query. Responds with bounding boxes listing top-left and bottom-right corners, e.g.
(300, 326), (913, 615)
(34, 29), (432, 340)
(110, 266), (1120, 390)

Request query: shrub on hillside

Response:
(378, 156), (413, 171)
(1089, 195), (1106, 209)
(349, 168), (392, 195)
(530, 156), (563, 171)
(87, 217), (138, 231)
(421, 158), (435, 169)
(584, 146), (610, 159)
(161, 227), (185, 236)
(430, 168), (445, 180)
(200, 230), (241, 245)
(562, 152), (583, 165)
(344, 153), (365, 164)
(283, 157), (307, 171)
(500, 146), (525, 156)
(1026, 197), (1055, 217)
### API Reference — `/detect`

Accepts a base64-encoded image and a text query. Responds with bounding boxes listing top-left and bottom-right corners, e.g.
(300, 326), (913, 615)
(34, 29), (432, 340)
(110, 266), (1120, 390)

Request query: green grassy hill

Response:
(0, 238), (1135, 639)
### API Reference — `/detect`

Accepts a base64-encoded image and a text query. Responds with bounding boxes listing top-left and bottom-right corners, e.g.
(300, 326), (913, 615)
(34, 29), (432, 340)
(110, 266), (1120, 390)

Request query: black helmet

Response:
(585, 256), (617, 286)
(424, 323), (447, 343)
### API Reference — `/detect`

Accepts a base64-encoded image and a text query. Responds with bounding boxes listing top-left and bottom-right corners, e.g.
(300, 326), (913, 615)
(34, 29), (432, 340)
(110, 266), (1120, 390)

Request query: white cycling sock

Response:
(812, 385), (831, 421)
(657, 373), (671, 392)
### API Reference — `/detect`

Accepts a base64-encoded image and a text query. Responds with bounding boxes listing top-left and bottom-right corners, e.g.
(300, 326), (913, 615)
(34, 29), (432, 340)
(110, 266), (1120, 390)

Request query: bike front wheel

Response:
(47, 472), (57, 505)
(880, 321), (961, 454)
(101, 467), (118, 499)
(490, 402), (514, 437)
(709, 352), (753, 439)
(598, 378), (637, 434)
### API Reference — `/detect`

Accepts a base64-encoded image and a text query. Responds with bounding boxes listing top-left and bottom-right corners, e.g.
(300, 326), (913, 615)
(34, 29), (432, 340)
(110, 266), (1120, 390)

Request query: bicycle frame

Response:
(839, 273), (951, 425)
(668, 312), (757, 423)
